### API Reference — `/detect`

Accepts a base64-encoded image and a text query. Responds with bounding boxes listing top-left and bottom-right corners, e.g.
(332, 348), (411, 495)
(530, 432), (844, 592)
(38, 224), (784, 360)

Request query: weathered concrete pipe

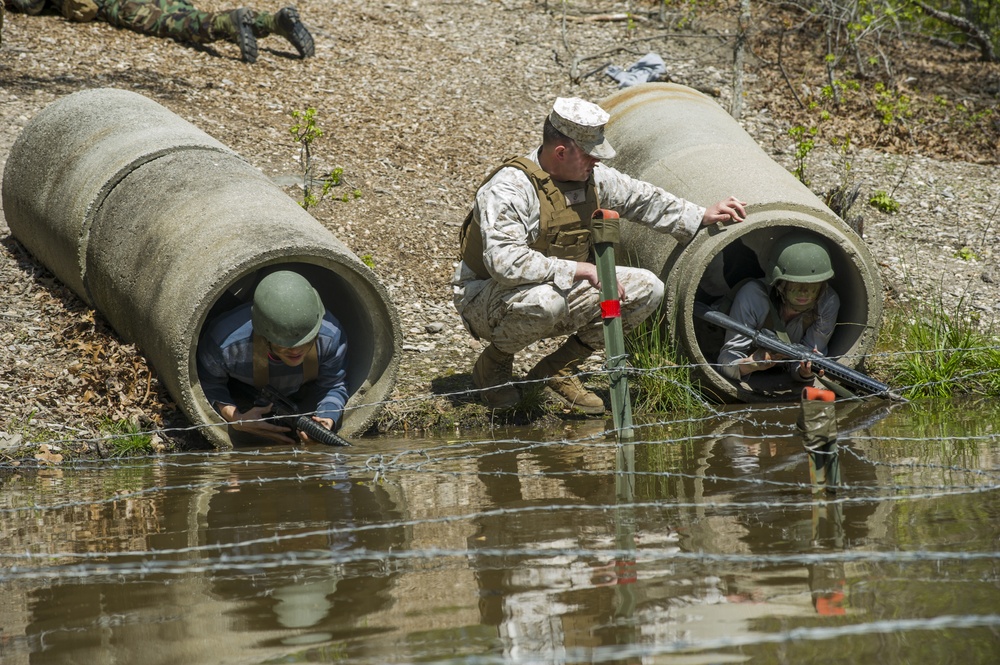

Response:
(601, 83), (883, 402)
(2, 88), (401, 446)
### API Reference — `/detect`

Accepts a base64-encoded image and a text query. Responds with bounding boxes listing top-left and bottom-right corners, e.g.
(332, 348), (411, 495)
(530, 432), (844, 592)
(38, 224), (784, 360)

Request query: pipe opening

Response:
(194, 261), (394, 441)
(686, 224), (873, 401)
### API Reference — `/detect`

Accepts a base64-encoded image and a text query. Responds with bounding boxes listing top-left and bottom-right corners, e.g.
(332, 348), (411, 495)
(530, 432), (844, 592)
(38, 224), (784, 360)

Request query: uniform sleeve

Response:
(717, 280), (770, 381)
(801, 287), (840, 358)
(197, 337), (237, 409)
(314, 322), (350, 428)
(478, 169), (577, 290)
(594, 164), (705, 241)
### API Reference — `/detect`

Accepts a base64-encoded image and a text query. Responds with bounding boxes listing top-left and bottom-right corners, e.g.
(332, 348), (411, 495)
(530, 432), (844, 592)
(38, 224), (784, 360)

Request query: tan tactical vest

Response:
(459, 156), (600, 280)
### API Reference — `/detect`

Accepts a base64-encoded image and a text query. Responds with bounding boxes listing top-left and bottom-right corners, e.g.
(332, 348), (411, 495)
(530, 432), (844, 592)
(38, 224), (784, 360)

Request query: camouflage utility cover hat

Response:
(252, 271), (325, 348)
(549, 97), (617, 160)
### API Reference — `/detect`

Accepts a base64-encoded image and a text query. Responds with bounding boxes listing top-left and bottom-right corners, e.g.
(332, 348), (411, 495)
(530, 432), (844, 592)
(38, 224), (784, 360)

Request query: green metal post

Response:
(591, 210), (634, 441)
(798, 387), (841, 494)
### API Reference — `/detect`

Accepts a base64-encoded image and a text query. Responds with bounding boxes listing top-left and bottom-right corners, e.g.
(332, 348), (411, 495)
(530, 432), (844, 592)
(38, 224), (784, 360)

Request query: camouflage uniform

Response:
(5, 0), (314, 62)
(453, 152), (701, 354)
(95, 0), (307, 49)
(452, 97), (708, 411)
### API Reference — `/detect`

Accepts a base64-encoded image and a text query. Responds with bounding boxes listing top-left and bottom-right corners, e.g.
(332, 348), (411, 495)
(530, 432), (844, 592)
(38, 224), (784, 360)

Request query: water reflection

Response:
(1, 397), (998, 664)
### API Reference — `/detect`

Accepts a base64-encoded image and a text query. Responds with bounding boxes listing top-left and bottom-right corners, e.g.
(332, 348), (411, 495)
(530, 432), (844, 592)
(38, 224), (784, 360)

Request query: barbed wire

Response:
(4, 356), (999, 456)
(5, 341), (1000, 451)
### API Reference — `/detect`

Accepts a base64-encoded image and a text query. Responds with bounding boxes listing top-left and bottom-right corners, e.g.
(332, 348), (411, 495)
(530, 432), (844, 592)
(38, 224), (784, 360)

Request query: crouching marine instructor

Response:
(198, 271), (349, 443)
(453, 97), (747, 412)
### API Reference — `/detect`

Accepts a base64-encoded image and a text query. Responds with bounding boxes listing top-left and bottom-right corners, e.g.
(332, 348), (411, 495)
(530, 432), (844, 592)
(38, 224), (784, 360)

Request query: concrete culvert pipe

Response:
(2, 88), (401, 446)
(600, 83), (883, 403)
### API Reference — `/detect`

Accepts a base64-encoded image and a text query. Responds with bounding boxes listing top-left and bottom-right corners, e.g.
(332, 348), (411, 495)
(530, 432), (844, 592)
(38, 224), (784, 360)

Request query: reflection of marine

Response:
(4, 0), (315, 63)
(718, 233), (840, 382)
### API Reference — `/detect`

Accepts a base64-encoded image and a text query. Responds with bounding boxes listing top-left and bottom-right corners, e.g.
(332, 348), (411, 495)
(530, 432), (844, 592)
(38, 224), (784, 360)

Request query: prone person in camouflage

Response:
(453, 97), (748, 413)
(3, 0), (314, 63)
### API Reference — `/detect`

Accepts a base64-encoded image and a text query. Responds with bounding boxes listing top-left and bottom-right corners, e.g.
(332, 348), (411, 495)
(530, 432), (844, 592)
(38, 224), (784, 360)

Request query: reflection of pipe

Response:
(601, 84), (883, 403)
(2, 89), (401, 447)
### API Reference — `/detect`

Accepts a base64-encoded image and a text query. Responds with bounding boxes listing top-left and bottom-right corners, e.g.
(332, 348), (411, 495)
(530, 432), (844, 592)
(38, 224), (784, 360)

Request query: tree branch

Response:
(914, 0), (996, 62)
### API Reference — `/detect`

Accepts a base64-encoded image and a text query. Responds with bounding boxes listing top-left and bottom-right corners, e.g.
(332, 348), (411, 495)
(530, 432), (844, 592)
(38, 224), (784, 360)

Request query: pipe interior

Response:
(690, 225), (871, 392)
(196, 261), (382, 411)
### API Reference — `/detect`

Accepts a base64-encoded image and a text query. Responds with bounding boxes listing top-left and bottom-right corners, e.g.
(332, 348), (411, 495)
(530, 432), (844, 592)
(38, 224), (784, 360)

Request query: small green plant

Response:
(868, 189), (900, 213)
(788, 124), (818, 185)
(360, 253), (376, 269)
(99, 418), (153, 458)
(873, 81), (911, 128)
(289, 109), (360, 210)
(954, 247), (980, 261)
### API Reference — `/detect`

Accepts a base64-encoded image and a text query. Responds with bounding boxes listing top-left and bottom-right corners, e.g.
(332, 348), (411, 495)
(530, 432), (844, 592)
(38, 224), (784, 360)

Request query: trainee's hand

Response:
(739, 348), (777, 376)
(298, 416), (336, 443)
(798, 348), (826, 380)
(702, 196), (748, 226)
(221, 402), (296, 444)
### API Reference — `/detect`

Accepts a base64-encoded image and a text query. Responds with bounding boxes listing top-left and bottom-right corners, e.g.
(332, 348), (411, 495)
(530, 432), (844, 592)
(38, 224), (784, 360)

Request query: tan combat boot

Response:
(472, 344), (519, 410)
(526, 336), (605, 415)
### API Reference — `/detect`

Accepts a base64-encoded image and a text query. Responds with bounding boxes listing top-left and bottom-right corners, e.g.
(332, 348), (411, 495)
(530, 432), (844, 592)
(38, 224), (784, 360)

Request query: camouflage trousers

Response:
(96, 0), (276, 44)
(460, 267), (665, 355)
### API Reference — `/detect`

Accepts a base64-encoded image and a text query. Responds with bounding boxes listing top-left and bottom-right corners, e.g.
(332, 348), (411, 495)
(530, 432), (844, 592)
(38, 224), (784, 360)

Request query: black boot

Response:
(274, 6), (315, 58)
(230, 8), (258, 63)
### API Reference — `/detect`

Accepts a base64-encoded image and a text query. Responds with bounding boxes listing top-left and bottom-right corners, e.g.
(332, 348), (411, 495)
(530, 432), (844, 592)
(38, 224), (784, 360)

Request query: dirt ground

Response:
(1, 0), (998, 450)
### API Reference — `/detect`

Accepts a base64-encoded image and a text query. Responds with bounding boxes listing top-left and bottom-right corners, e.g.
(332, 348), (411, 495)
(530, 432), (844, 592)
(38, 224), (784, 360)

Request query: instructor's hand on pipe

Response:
(575, 261), (626, 300)
(703, 196), (748, 226)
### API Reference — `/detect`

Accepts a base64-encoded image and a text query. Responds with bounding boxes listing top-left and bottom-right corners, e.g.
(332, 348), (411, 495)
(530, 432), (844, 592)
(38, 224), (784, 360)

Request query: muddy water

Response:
(1, 397), (998, 664)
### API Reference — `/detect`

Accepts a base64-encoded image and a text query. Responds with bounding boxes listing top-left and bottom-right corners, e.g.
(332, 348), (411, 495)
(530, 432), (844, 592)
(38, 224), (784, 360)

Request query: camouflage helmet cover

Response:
(766, 232), (835, 285)
(251, 271), (324, 347)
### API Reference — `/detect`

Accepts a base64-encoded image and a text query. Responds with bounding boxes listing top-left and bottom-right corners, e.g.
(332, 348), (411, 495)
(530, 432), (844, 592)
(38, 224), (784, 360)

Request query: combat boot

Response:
(274, 6), (315, 59)
(472, 344), (519, 410)
(214, 8), (258, 63)
(526, 336), (605, 415)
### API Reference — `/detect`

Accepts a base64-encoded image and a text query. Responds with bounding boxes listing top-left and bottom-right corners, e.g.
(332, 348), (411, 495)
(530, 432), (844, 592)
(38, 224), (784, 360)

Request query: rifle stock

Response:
(695, 304), (901, 400)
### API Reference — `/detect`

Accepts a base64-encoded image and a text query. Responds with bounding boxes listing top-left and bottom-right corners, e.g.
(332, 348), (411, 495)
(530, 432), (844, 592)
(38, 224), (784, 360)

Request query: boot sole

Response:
(234, 8), (258, 63)
(277, 7), (315, 58)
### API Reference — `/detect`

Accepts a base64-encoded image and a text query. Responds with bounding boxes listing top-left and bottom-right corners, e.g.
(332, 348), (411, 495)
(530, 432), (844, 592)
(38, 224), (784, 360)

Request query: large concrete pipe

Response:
(601, 83), (882, 402)
(2, 88), (400, 446)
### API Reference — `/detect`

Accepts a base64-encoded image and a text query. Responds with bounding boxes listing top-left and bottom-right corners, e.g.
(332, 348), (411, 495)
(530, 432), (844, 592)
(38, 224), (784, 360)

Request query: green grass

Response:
(875, 296), (1000, 398)
(98, 418), (154, 458)
(624, 311), (710, 417)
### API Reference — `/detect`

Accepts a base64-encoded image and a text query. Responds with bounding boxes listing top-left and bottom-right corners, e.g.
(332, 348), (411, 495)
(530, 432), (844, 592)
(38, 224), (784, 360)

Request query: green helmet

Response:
(251, 271), (324, 347)
(766, 232), (834, 285)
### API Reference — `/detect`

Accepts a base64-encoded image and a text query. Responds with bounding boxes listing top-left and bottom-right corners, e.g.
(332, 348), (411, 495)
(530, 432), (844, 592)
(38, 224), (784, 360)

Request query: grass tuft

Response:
(875, 295), (1000, 398)
(625, 310), (711, 417)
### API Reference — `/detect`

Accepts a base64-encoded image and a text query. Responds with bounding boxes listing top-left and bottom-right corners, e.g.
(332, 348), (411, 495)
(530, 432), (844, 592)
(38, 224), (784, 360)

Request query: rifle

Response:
(695, 304), (902, 400)
(255, 384), (352, 447)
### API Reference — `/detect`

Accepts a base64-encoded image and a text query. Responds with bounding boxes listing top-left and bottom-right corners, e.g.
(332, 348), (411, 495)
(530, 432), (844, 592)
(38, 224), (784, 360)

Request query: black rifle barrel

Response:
(695, 306), (896, 398)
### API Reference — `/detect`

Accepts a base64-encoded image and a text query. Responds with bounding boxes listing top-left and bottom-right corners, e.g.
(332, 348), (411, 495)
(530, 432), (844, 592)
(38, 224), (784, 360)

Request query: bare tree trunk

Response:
(730, 0), (751, 120)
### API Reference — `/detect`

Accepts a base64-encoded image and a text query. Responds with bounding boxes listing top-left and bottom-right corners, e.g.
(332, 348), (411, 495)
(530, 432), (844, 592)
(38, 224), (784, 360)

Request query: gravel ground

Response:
(1, 1), (998, 448)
